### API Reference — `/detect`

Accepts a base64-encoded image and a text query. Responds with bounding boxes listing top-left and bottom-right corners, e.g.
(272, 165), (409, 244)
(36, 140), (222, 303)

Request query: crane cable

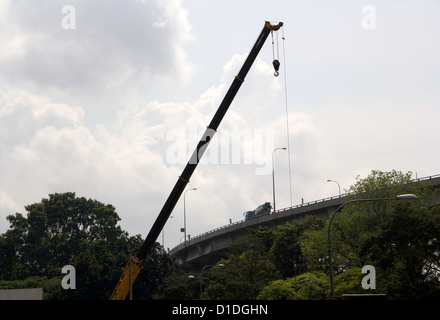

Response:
(281, 26), (293, 207)
(271, 29), (281, 77)
(272, 25), (293, 207)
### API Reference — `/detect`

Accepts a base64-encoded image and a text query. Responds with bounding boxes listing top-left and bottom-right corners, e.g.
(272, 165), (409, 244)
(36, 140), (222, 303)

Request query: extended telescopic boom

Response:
(110, 20), (283, 300)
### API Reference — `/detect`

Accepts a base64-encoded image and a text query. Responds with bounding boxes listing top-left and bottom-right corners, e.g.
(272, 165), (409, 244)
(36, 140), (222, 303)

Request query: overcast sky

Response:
(1, 0), (439, 250)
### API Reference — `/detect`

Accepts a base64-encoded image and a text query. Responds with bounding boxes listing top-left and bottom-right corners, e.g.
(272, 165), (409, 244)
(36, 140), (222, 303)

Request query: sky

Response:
(0, 0), (439, 250)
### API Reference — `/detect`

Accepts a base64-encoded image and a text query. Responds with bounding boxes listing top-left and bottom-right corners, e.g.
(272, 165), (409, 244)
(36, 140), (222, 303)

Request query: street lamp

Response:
(327, 193), (418, 296)
(200, 264), (224, 295)
(327, 179), (341, 196)
(272, 147), (286, 213)
(183, 188), (197, 245)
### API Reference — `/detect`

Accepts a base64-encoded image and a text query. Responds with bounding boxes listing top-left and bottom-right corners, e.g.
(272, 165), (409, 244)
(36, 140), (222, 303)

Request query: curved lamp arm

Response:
(327, 194), (417, 296)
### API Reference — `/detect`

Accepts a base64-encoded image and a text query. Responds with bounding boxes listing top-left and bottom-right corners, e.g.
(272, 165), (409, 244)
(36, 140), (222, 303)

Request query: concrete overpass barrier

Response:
(169, 174), (440, 272)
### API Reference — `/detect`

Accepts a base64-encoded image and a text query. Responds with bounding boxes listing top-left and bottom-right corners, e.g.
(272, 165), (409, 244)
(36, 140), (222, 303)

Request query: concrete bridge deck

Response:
(169, 174), (440, 272)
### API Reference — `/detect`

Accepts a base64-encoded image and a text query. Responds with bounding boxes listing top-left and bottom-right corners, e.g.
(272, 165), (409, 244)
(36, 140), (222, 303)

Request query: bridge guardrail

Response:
(169, 194), (348, 253)
(169, 173), (440, 254)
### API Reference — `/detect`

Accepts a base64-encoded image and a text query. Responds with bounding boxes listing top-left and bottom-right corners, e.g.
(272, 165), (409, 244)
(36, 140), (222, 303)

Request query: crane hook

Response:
(273, 59), (280, 77)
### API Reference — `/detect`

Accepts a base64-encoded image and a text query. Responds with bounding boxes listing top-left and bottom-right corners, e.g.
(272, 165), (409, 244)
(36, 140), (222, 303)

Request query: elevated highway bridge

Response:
(169, 174), (440, 272)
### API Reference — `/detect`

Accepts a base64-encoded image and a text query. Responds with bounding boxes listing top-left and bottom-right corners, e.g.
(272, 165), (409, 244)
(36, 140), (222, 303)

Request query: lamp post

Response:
(327, 194), (418, 296)
(183, 188), (197, 245)
(272, 147), (286, 213)
(327, 179), (341, 196)
(200, 264), (224, 295)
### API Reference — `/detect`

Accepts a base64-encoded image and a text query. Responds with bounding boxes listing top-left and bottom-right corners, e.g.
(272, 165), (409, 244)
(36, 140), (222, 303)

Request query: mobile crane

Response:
(110, 20), (284, 300)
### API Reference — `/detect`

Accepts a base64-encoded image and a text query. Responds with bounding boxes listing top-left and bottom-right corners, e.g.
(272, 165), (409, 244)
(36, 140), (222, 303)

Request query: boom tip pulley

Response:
(265, 21), (283, 31)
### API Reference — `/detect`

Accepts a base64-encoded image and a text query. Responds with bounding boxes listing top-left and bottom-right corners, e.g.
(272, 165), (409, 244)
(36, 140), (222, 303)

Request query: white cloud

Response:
(0, 0), (194, 110)
(0, 87), (177, 234)
(0, 50), (322, 249)
(0, 0), (197, 237)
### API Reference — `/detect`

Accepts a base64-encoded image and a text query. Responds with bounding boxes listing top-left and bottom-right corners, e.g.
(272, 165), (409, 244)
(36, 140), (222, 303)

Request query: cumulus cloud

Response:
(0, 49), (324, 247)
(0, 87), (175, 234)
(0, 3), (328, 247)
(0, 0), (193, 108)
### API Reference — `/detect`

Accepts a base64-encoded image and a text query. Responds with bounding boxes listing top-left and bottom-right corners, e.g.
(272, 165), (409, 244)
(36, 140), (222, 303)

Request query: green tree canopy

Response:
(271, 216), (324, 278)
(207, 249), (277, 300)
(301, 170), (440, 299)
(2, 192), (131, 280)
(257, 272), (329, 300)
(0, 192), (184, 299)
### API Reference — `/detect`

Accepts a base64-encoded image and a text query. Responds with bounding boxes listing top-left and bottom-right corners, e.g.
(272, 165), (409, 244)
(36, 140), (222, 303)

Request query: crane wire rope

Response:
(272, 25), (293, 207)
(281, 26), (293, 207)
(281, 27), (293, 206)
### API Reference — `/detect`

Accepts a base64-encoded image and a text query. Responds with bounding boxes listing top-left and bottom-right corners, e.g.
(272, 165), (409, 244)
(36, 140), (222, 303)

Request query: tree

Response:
(207, 250), (277, 300)
(3, 192), (130, 280)
(155, 271), (192, 300)
(301, 227), (329, 273)
(257, 272), (329, 300)
(329, 171), (433, 271)
(255, 278), (297, 300)
(326, 170), (440, 298)
(333, 267), (369, 295)
(206, 218), (326, 299)
(360, 204), (440, 299)
(0, 192), (185, 299)
(228, 226), (275, 256)
(347, 170), (435, 205)
(270, 216), (324, 278)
